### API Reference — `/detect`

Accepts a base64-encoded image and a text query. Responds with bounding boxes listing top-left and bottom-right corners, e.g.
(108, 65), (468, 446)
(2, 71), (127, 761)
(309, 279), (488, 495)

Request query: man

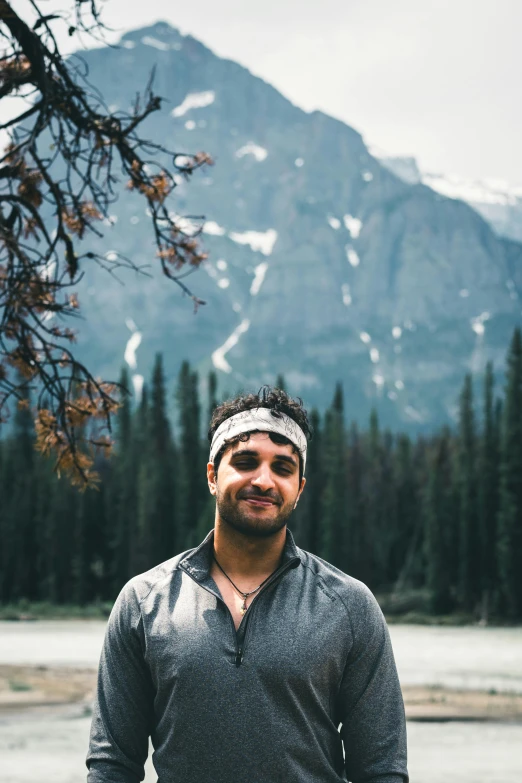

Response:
(87, 387), (408, 783)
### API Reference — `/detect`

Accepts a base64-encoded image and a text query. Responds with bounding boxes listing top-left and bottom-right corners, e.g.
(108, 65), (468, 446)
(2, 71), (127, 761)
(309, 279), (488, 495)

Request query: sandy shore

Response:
(1, 664), (522, 722)
(403, 684), (522, 722)
(0, 665), (95, 712)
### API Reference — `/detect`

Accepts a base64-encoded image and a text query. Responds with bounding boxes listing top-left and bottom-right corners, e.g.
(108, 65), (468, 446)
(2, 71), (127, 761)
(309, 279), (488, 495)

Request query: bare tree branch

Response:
(0, 0), (212, 487)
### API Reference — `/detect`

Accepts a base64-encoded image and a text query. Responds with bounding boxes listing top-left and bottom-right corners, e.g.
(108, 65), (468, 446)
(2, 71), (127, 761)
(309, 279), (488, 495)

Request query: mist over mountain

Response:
(378, 153), (522, 244)
(71, 22), (522, 429)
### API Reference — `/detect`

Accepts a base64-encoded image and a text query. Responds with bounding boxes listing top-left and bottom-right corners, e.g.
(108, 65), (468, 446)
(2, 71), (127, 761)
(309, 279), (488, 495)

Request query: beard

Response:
(215, 485), (298, 538)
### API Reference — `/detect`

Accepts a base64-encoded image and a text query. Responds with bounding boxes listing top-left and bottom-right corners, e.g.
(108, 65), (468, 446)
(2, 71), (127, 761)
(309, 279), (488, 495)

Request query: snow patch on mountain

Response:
(346, 246), (360, 267)
(250, 262), (269, 296)
(171, 91), (215, 118)
(168, 214), (200, 235)
(40, 259), (56, 281)
(341, 283), (352, 306)
(203, 220), (226, 236)
(229, 229), (277, 256)
(204, 263), (218, 280)
(212, 319), (251, 373)
(423, 173), (522, 206)
(343, 215), (362, 238)
(405, 405), (424, 423)
(374, 149), (522, 241)
(132, 374), (144, 399)
(141, 35), (180, 51)
(471, 311), (491, 336)
(124, 331), (142, 370)
(235, 142), (268, 162)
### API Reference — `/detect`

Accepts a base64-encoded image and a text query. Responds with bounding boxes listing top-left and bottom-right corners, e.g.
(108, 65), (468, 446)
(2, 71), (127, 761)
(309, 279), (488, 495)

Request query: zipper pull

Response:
(235, 647), (243, 667)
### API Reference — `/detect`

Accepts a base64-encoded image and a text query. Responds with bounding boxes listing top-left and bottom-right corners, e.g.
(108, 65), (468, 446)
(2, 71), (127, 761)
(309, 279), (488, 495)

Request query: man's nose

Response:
(251, 464), (276, 491)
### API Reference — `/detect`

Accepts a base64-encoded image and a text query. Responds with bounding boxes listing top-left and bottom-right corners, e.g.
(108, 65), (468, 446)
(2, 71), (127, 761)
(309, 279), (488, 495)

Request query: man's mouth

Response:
(241, 496), (278, 507)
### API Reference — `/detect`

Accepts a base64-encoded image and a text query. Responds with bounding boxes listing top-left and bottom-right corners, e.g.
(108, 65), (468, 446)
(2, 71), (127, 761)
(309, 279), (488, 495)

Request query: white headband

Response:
(209, 409), (308, 472)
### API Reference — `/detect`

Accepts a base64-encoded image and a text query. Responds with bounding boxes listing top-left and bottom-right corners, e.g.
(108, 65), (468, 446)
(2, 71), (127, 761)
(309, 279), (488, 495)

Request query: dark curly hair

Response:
(208, 386), (312, 480)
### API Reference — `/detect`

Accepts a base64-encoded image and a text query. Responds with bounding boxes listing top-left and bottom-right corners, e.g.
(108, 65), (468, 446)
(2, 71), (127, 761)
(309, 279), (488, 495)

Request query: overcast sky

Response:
(21, 0), (522, 183)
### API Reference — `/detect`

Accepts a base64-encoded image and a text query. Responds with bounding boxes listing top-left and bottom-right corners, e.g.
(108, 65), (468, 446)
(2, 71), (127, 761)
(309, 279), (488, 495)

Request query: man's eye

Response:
(274, 464), (292, 475)
(234, 460), (256, 470)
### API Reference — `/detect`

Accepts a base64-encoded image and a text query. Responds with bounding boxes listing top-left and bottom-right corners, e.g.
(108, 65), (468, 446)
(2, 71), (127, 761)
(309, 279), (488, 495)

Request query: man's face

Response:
(207, 432), (306, 538)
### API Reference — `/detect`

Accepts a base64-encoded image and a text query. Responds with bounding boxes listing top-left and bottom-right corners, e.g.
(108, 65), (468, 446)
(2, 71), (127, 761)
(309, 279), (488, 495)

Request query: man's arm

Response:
(87, 582), (155, 783)
(337, 584), (408, 783)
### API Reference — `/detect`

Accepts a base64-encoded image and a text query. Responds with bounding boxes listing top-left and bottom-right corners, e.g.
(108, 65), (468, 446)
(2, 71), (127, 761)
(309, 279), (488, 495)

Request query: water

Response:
(1, 712), (522, 783)
(390, 624), (522, 692)
(2, 621), (521, 692)
(1, 621), (522, 782)
(0, 621), (105, 668)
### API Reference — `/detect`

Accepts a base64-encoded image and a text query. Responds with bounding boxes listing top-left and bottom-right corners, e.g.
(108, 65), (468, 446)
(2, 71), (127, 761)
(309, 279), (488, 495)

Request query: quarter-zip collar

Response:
(179, 527), (302, 584)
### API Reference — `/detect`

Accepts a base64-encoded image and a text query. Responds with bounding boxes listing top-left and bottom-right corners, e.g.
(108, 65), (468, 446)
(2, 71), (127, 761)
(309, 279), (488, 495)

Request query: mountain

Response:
(377, 153), (522, 244)
(69, 22), (522, 430)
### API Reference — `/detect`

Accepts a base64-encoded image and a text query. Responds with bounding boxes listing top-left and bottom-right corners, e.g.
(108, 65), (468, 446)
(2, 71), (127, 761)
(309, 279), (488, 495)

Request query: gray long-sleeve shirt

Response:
(87, 530), (408, 783)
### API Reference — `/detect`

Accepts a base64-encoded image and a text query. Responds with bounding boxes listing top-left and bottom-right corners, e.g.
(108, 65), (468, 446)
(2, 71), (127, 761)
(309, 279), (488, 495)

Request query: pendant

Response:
(240, 598), (247, 615)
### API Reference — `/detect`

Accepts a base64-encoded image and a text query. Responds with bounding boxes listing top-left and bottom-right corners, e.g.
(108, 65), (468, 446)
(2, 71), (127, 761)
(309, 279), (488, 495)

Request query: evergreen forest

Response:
(1, 329), (522, 623)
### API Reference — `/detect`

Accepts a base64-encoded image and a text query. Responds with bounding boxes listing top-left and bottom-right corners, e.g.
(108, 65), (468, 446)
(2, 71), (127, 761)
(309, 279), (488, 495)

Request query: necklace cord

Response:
(212, 554), (275, 599)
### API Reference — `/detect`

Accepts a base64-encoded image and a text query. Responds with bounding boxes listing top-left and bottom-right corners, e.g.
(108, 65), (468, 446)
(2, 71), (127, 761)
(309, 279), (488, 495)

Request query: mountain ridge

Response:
(377, 151), (522, 244)
(66, 21), (522, 429)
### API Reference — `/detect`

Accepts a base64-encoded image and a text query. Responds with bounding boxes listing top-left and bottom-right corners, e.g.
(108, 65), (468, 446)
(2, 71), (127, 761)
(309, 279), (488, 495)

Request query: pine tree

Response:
(142, 355), (177, 568)
(33, 447), (57, 602)
(107, 367), (134, 594)
(85, 462), (112, 601)
(457, 374), (479, 612)
(133, 385), (153, 576)
(0, 436), (7, 601)
(345, 422), (368, 581)
(395, 436), (430, 591)
(477, 362), (499, 617)
(319, 384), (347, 568)
(71, 491), (88, 605)
(292, 409), (322, 552)
(207, 371), (218, 429)
(176, 361), (205, 550)
(378, 429), (398, 586)
(361, 409), (383, 588)
(390, 434), (418, 581)
(424, 430), (456, 613)
(44, 475), (77, 602)
(2, 388), (37, 601)
(497, 328), (522, 618)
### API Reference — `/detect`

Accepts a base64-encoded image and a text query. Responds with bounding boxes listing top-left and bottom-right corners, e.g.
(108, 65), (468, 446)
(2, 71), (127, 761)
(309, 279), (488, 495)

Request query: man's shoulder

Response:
(120, 549), (193, 605)
(297, 548), (382, 618)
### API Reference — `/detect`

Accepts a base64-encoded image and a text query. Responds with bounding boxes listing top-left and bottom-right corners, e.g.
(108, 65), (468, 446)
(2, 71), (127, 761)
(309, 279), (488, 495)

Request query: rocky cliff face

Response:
(71, 22), (522, 429)
(379, 154), (522, 244)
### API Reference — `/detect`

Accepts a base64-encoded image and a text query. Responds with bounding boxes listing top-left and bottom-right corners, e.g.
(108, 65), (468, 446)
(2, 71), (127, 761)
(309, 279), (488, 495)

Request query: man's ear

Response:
(207, 462), (217, 496)
(294, 477), (306, 508)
